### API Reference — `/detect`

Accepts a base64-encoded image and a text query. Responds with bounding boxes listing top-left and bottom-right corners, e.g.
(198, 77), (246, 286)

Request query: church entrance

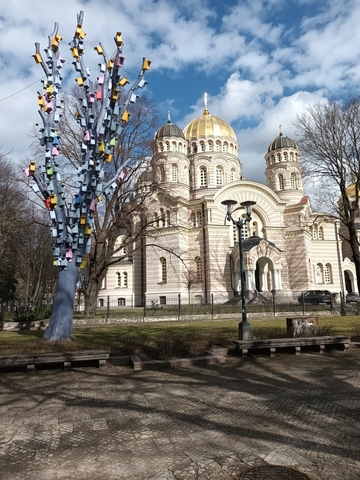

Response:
(255, 257), (275, 292)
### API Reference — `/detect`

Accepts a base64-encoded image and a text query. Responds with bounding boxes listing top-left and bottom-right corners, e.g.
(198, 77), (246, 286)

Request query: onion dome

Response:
(267, 131), (298, 153)
(154, 112), (185, 140)
(183, 107), (237, 141)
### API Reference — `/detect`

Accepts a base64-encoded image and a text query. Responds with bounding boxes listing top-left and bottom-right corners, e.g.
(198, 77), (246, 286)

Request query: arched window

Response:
(252, 221), (258, 236)
(318, 226), (324, 240)
(123, 272), (128, 288)
(315, 263), (324, 284)
(290, 151), (294, 161)
(171, 164), (178, 182)
(324, 264), (332, 284)
(195, 257), (203, 281)
(283, 152), (287, 162)
(199, 166), (207, 187)
(271, 155), (275, 164)
(159, 142), (164, 152)
(191, 213), (197, 227)
(192, 142), (197, 154)
(230, 168), (236, 182)
(241, 215), (249, 240)
(160, 257), (167, 284)
(216, 141), (221, 151)
(290, 172), (296, 188)
(177, 143), (181, 152)
(200, 141), (205, 152)
(165, 141), (170, 151)
(171, 141), (176, 151)
(159, 165), (165, 182)
(312, 225), (317, 239)
(278, 173), (284, 190)
(160, 208), (165, 227)
(223, 142), (228, 152)
(116, 272), (121, 287)
(229, 143), (234, 154)
(216, 166), (224, 186)
(197, 211), (202, 226)
(208, 141), (213, 151)
(277, 153), (281, 162)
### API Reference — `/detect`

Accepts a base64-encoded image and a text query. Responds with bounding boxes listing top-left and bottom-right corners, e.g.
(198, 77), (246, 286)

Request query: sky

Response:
(1, 0), (360, 185)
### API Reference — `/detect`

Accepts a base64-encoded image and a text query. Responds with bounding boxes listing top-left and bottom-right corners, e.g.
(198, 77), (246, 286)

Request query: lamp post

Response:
(222, 199), (256, 340)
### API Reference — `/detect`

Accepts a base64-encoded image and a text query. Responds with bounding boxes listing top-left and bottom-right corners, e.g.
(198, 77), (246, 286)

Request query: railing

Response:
(2, 290), (359, 323)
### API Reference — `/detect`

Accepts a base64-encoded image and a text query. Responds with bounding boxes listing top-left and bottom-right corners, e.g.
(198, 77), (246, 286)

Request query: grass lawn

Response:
(0, 315), (359, 357)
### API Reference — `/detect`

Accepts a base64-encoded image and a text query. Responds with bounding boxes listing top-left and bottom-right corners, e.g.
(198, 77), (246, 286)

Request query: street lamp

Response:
(222, 199), (256, 340)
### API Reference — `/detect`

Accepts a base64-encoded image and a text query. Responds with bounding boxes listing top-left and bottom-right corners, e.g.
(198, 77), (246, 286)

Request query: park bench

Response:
(0, 350), (110, 373)
(233, 336), (351, 357)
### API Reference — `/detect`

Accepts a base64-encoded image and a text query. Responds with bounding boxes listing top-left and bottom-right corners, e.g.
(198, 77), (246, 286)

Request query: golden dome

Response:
(183, 108), (237, 141)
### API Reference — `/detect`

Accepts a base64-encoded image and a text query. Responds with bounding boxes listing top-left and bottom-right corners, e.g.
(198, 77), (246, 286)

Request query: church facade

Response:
(98, 106), (358, 307)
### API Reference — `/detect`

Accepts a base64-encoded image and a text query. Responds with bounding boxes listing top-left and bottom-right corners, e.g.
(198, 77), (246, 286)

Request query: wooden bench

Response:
(0, 350), (110, 373)
(233, 336), (351, 357)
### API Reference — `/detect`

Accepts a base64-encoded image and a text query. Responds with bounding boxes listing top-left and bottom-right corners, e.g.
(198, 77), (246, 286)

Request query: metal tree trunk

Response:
(43, 260), (79, 341)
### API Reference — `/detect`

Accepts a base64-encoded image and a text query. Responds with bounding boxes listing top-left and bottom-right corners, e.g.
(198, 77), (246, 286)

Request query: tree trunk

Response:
(348, 227), (360, 293)
(83, 281), (101, 318)
(43, 260), (79, 341)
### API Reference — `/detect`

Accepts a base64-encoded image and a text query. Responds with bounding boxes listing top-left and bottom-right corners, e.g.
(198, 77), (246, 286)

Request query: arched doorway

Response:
(344, 270), (354, 293)
(255, 257), (274, 292)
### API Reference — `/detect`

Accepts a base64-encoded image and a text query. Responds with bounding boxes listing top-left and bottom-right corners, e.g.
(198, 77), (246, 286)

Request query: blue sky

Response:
(1, 0), (360, 184)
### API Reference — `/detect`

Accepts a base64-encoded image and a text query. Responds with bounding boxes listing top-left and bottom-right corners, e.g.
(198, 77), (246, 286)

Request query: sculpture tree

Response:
(26, 11), (151, 341)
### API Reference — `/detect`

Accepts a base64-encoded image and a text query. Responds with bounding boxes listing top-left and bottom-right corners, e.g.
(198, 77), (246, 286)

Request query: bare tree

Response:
(294, 99), (360, 291)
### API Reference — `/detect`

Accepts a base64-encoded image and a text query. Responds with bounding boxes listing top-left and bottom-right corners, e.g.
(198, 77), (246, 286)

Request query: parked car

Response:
(346, 292), (360, 303)
(298, 290), (332, 305)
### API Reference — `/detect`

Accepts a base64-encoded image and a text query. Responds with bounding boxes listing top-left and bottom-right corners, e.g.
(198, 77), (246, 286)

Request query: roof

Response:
(267, 132), (298, 153)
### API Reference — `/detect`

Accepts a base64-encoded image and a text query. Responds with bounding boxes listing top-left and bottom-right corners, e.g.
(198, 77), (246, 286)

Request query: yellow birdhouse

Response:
(105, 154), (113, 163)
(94, 45), (104, 55)
(76, 25), (86, 39)
(29, 161), (36, 175)
(142, 58), (151, 71)
(80, 215), (86, 226)
(50, 194), (58, 207)
(33, 52), (42, 64)
(115, 32), (123, 47)
(85, 225), (92, 236)
(37, 95), (45, 109)
(70, 47), (79, 59)
(121, 110), (131, 122)
(118, 76), (129, 87)
(108, 58), (115, 71)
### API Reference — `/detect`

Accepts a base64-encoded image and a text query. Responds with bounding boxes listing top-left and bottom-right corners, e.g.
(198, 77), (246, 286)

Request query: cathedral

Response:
(98, 102), (358, 307)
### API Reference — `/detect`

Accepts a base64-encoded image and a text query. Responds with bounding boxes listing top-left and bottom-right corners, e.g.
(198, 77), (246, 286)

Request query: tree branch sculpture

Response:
(26, 11), (151, 341)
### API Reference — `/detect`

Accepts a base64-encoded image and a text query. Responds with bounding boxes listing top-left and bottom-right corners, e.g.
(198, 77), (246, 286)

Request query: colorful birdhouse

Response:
(118, 76), (129, 87)
(94, 45), (104, 55)
(121, 110), (131, 122)
(115, 32), (123, 47)
(142, 58), (151, 71)
(50, 194), (58, 208)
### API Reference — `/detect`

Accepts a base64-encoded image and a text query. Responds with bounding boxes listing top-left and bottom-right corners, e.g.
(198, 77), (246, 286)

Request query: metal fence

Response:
(2, 290), (359, 323)
(94, 291), (360, 319)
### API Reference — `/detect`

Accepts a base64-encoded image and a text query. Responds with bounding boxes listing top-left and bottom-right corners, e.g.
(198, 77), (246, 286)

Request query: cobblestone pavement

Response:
(0, 348), (360, 480)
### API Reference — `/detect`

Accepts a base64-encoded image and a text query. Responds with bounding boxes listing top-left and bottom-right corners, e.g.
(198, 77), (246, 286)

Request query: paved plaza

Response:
(0, 348), (360, 480)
